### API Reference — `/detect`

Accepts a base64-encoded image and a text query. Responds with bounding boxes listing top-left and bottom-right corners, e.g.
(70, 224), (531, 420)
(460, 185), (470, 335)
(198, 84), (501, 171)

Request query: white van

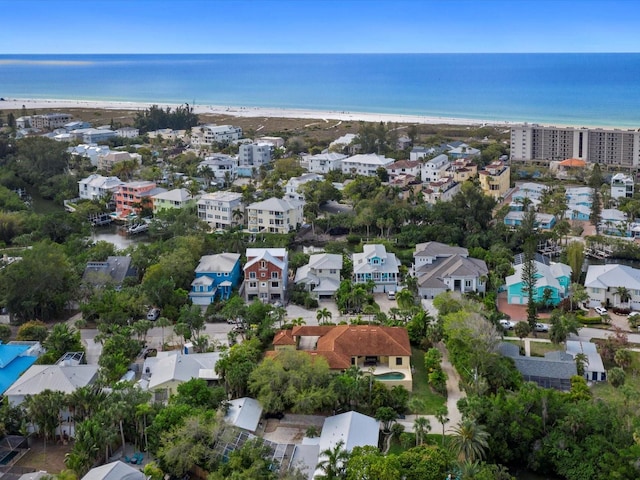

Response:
(387, 291), (396, 300)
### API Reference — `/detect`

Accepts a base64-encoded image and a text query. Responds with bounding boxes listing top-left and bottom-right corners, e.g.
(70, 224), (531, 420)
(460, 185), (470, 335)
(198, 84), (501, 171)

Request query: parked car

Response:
(147, 308), (161, 321)
(595, 306), (608, 315)
(387, 291), (396, 300)
(499, 319), (516, 330)
(535, 322), (549, 332)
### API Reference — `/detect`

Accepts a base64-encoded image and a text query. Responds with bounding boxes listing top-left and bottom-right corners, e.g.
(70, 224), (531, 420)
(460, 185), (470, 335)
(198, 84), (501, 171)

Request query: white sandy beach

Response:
(0, 97), (517, 127)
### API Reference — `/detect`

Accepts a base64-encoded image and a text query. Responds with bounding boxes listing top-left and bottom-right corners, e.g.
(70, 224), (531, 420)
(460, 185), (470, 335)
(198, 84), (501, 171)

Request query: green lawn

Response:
(592, 351), (640, 403)
(529, 341), (561, 357)
(409, 347), (446, 414)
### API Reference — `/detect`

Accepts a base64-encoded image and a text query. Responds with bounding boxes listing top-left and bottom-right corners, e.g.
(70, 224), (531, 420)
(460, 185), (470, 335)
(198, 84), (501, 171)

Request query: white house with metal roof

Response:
(585, 264), (640, 309)
(224, 397), (264, 433)
(294, 254), (343, 299)
(141, 351), (222, 403)
(306, 152), (347, 174)
(197, 191), (244, 230)
(285, 173), (324, 201)
(341, 154), (394, 177)
(352, 244), (399, 293)
(81, 460), (144, 480)
(78, 174), (124, 201)
(312, 411), (379, 478)
(566, 341), (606, 382)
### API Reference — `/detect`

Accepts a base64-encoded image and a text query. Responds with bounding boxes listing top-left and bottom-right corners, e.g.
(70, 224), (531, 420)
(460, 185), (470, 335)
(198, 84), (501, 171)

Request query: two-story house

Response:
(271, 325), (412, 390)
(191, 124), (242, 147)
(386, 160), (422, 180)
(152, 188), (196, 214)
(585, 264), (640, 309)
(352, 244), (400, 293)
(189, 253), (242, 305)
(244, 248), (288, 303)
(197, 191), (244, 229)
(284, 173), (323, 201)
(479, 160), (511, 199)
(78, 174), (124, 201)
(246, 197), (304, 234)
(294, 253), (343, 299)
(506, 258), (571, 305)
(341, 154), (394, 177)
(198, 154), (238, 183)
(306, 152), (347, 174)
(413, 242), (488, 299)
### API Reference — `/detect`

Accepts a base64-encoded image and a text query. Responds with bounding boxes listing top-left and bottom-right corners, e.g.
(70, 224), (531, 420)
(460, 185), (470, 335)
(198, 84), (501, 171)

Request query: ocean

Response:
(1, 53), (640, 127)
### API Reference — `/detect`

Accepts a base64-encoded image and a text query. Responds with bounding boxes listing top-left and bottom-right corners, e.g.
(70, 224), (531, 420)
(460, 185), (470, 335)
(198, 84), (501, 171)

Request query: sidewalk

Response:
(398, 343), (465, 435)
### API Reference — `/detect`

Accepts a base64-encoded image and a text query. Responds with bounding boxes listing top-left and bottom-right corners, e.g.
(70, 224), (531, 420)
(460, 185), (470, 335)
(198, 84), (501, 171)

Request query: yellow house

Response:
(450, 159), (478, 183)
(479, 160), (511, 199)
(152, 188), (196, 214)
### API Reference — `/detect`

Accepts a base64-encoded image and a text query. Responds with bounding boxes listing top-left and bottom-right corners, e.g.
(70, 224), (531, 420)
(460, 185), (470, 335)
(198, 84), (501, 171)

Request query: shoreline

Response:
(0, 97), (526, 128)
(0, 97), (625, 129)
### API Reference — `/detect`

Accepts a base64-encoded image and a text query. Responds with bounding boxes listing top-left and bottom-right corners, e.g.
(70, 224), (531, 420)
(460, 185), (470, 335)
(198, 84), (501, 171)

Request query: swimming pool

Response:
(374, 371), (406, 380)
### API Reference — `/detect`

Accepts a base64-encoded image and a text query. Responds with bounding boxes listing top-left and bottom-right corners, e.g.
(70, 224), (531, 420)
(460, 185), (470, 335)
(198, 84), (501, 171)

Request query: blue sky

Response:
(1, 0), (639, 53)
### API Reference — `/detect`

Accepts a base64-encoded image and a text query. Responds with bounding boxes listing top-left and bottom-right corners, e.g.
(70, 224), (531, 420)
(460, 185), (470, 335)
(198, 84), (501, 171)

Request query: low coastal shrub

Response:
(580, 316), (604, 325)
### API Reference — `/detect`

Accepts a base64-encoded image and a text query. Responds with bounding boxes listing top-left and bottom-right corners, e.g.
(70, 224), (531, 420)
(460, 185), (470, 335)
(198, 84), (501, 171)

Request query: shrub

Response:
(303, 297), (319, 309)
(612, 307), (631, 315)
(580, 316), (604, 325)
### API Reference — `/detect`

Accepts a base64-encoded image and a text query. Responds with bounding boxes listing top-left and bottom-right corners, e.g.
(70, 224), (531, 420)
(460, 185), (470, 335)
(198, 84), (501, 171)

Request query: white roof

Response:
(79, 174), (124, 189)
(506, 261), (571, 289)
(195, 253), (240, 274)
(153, 188), (192, 202)
(224, 397), (263, 432)
(81, 461), (144, 480)
(601, 208), (626, 222)
(248, 197), (304, 212)
(342, 153), (394, 167)
(307, 152), (348, 161)
(585, 264), (640, 290)
(565, 341), (605, 374)
(315, 411), (379, 477)
(353, 244), (400, 275)
(199, 191), (243, 203)
(5, 364), (98, 398)
(245, 248), (287, 271)
(308, 253), (343, 271)
(330, 133), (357, 146)
(142, 351), (221, 390)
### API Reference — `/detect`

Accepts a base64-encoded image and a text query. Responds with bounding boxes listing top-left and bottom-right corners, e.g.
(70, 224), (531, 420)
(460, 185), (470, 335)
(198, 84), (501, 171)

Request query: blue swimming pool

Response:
(374, 371), (406, 380)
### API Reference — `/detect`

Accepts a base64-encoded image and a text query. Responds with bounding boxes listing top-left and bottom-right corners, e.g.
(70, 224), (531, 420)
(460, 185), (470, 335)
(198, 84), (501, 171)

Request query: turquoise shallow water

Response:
(1, 53), (639, 127)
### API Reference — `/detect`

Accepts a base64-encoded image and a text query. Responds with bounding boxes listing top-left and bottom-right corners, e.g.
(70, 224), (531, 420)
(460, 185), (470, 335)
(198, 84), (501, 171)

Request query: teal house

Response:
(189, 253), (242, 305)
(506, 260), (571, 305)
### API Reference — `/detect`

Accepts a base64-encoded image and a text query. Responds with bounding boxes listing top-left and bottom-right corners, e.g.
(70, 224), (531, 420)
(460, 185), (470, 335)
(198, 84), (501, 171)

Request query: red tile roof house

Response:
(270, 325), (412, 390)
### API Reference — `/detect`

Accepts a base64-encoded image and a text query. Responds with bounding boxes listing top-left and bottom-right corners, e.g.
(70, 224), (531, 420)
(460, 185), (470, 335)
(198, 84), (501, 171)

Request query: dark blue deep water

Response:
(1, 53), (639, 127)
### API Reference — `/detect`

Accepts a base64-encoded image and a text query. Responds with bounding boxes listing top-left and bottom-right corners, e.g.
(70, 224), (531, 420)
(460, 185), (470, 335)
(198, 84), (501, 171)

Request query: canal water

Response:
(90, 224), (148, 250)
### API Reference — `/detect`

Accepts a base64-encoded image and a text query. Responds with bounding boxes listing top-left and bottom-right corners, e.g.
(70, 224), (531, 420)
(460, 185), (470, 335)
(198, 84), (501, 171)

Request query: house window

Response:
(261, 272), (266, 278)
(330, 269), (337, 274)
(249, 272), (256, 279)
(271, 272), (278, 279)
(395, 357), (403, 366)
(261, 282), (267, 287)
(465, 280), (472, 287)
(249, 282), (257, 288)
(261, 261), (266, 269)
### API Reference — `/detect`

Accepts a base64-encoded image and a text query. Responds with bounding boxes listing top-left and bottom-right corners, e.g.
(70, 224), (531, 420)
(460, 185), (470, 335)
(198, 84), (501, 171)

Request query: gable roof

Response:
(506, 260), (571, 289)
(414, 241), (468, 259)
(585, 264), (640, 290)
(307, 253), (343, 271)
(248, 197), (304, 212)
(195, 253), (241, 274)
(5, 364), (98, 398)
(152, 188), (192, 202)
(143, 351), (221, 390)
(225, 397), (263, 432)
(81, 460), (144, 480)
(499, 342), (576, 381)
(416, 255), (488, 288)
(314, 411), (379, 477)
(245, 249), (287, 271)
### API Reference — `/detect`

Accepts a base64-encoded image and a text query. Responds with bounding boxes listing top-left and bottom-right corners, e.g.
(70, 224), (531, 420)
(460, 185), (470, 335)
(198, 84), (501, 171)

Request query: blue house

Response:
(506, 260), (571, 305)
(504, 211), (556, 230)
(0, 341), (41, 395)
(189, 253), (241, 305)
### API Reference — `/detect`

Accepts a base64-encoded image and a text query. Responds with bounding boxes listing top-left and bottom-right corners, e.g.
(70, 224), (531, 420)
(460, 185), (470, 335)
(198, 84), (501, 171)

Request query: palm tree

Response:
(575, 352), (589, 376)
(291, 317), (306, 327)
(450, 418), (490, 462)
(396, 288), (415, 311)
(413, 416), (432, 446)
(616, 286), (632, 307)
(155, 316), (172, 351)
(316, 307), (332, 325)
(316, 439), (349, 479)
(232, 208), (244, 227)
(435, 406), (449, 446)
